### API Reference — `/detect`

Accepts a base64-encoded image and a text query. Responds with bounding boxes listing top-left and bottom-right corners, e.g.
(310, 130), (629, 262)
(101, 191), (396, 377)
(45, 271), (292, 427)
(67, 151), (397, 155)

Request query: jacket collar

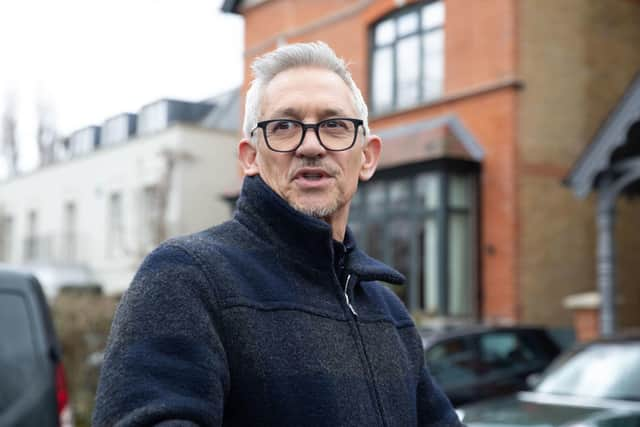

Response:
(234, 175), (405, 285)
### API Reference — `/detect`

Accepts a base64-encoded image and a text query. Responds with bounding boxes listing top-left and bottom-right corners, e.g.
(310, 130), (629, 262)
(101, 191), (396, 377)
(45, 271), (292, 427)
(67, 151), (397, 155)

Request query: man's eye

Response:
(268, 121), (295, 134)
(275, 121), (292, 130)
(322, 120), (347, 129)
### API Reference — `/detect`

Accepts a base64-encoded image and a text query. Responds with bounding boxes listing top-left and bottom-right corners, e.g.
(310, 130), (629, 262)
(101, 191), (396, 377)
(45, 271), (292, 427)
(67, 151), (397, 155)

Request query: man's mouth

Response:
(292, 168), (334, 186)
(294, 168), (330, 180)
(300, 172), (325, 181)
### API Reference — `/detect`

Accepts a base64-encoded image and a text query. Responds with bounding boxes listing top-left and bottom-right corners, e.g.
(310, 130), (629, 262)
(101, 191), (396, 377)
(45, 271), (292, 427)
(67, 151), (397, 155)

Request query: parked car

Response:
(0, 262), (99, 299)
(0, 268), (73, 426)
(458, 331), (640, 426)
(421, 325), (563, 406)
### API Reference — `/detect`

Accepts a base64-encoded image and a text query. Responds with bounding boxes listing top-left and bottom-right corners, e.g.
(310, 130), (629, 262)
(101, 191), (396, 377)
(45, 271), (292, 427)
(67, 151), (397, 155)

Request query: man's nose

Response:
(295, 128), (326, 157)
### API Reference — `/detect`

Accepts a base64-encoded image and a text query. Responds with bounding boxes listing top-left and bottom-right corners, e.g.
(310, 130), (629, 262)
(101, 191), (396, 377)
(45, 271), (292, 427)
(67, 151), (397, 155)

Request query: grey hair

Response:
(243, 41), (370, 141)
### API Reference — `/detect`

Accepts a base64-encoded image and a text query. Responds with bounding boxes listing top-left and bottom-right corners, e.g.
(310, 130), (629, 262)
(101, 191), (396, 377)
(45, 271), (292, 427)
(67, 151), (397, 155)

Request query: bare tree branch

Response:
(1, 92), (19, 176)
(36, 96), (58, 167)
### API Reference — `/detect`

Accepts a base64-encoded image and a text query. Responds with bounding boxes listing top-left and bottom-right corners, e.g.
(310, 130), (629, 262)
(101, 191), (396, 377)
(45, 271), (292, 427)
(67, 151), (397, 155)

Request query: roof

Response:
(221, 0), (241, 14)
(200, 87), (241, 132)
(565, 71), (640, 198)
(376, 114), (484, 169)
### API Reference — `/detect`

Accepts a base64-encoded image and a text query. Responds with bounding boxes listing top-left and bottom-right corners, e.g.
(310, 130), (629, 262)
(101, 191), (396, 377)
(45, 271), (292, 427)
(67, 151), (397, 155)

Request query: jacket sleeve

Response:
(417, 360), (464, 427)
(92, 243), (230, 427)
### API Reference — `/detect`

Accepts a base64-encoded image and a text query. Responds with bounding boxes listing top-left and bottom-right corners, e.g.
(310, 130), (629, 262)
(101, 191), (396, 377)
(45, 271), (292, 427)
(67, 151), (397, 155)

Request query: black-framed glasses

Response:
(250, 118), (364, 152)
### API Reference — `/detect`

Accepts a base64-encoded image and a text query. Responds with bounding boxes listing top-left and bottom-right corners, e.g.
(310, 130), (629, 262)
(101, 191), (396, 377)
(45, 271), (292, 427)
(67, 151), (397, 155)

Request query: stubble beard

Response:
(291, 198), (340, 219)
(289, 186), (342, 218)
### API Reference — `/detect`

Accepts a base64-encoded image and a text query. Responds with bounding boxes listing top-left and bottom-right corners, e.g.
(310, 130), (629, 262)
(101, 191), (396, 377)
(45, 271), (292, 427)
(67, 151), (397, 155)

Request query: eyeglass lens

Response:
(265, 119), (356, 151)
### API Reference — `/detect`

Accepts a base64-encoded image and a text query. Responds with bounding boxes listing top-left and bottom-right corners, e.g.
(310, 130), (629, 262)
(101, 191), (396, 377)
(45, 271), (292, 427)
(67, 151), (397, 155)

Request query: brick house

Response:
(221, 0), (640, 330)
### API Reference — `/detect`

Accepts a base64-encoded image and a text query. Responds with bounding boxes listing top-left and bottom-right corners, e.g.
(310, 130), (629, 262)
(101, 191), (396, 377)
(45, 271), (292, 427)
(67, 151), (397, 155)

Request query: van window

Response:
(0, 292), (39, 412)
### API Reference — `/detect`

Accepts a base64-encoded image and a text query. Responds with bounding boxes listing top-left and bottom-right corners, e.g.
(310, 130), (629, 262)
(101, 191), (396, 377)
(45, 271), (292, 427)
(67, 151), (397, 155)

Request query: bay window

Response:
(349, 160), (478, 318)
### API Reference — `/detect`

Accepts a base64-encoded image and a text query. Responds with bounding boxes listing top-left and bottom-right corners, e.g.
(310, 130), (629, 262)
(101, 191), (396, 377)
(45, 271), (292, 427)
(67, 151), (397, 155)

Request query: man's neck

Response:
(322, 206), (349, 242)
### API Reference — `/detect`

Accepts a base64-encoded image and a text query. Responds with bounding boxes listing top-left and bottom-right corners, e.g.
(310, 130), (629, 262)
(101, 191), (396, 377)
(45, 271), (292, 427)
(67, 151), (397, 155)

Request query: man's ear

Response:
(359, 135), (381, 181)
(238, 139), (260, 176)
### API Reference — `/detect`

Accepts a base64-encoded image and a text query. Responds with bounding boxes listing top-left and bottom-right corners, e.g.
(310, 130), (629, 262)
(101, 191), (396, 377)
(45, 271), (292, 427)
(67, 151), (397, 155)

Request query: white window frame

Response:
(370, 0), (445, 114)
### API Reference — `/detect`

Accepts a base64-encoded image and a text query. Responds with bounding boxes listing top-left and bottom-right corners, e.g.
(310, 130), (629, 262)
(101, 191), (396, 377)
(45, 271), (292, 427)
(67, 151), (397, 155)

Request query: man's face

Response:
(239, 67), (380, 225)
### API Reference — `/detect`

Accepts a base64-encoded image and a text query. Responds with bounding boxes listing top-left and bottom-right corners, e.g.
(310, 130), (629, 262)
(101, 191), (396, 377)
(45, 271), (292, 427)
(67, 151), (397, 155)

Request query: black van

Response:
(0, 268), (73, 427)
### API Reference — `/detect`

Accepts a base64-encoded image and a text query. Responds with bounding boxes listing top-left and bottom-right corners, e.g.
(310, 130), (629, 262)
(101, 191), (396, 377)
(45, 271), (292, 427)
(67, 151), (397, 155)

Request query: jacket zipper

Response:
(342, 273), (387, 427)
(343, 273), (358, 316)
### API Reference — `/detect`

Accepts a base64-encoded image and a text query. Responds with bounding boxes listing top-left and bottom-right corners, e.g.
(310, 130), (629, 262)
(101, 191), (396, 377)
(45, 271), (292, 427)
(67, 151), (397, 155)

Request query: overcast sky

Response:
(0, 0), (244, 172)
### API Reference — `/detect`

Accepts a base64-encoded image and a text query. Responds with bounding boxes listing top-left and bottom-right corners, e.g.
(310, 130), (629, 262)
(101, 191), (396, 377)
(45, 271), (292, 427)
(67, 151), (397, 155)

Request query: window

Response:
(426, 337), (478, 389)
(0, 215), (13, 261)
(349, 161), (478, 318)
(102, 115), (132, 146)
(70, 127), (98, 156)
(107, 193), (124, 257)
(479, 333), (538, 369)
(138, 101), (168, 135)
(0, 292), (39, 413)
(140, 185), (162, 248)
(24, 210), (38, 261)
(370, 0), (445, 113)
(62, 202), (77, 262)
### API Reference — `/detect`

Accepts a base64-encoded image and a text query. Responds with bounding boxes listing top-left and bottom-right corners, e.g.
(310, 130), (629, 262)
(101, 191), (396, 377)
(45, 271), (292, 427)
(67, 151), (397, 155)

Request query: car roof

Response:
(418, 324), (551, 346)
(0, 268), (40, 292)
(419, 324), (548, 338)
(0, 262), (96, 298)
(583, 329), (640, 345)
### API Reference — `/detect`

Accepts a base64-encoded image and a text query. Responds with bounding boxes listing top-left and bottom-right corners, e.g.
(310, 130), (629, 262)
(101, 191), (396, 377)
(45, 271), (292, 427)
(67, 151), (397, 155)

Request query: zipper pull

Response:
(344, 274), (358, 316)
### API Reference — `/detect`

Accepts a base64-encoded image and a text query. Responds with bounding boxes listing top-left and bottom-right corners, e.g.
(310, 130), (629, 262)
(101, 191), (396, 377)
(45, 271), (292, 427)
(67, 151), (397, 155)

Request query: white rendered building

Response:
(0, 90), (240, 295)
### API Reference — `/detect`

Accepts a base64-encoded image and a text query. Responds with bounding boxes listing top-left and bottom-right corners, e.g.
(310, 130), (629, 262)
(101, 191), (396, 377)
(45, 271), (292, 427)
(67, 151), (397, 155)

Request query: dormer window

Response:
(370, 0), (445, 114)
(70, 127), (99, 156)
(102, 114), (136, 146)
(138, 101), (168, 135)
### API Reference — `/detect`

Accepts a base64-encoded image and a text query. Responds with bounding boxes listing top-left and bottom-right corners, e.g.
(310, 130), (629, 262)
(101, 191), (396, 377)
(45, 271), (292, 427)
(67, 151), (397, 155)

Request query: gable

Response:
(565, 72), (640, 198)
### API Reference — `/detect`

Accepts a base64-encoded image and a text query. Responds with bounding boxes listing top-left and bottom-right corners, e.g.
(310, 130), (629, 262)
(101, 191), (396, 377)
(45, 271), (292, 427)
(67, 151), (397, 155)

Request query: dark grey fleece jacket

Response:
(93, 175), (461, 427)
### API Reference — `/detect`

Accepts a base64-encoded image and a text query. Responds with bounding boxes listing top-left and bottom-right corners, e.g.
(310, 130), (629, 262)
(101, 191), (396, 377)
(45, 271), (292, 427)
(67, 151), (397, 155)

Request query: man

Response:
(93, 41), (461, 427)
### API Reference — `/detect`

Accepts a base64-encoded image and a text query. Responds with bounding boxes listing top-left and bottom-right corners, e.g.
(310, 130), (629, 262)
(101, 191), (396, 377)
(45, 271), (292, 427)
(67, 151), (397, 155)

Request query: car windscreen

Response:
(536, 342), (640, 401)
(0, 291), (41, 412)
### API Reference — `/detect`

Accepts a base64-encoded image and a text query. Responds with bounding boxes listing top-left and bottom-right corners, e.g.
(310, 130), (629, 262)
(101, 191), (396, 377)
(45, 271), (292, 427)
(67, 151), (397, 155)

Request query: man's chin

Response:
(296, 206), (337, 219)
(290, 200), (339, 219)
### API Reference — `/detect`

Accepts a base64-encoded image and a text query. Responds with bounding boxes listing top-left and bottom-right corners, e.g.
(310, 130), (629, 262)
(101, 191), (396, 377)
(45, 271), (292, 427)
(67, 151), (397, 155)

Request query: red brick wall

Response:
(572, 309), (600, 343)
(238, 0), (520, 322)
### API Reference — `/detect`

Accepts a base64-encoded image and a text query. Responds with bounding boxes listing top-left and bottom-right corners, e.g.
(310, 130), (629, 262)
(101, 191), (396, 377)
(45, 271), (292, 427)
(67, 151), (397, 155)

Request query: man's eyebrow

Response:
(318, 108), (348, 118)
(268, 107), (350, 120)
(270, 108), (302, 119)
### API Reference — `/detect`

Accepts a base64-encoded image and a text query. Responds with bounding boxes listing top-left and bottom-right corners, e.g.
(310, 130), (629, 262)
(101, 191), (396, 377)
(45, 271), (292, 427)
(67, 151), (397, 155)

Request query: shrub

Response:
(51, 292), (120, 427)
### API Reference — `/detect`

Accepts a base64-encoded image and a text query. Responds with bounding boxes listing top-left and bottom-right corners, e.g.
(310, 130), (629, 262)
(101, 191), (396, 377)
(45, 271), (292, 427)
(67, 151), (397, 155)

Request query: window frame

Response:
(106, 192), (125, 257)
(140, 185), (162, 249)
(0, 215), (13, 262)
(24, 210), (39, 262)
(368, 0), (445, 115)
(349, 159), (480, 318)
(62, 201), (77, 262)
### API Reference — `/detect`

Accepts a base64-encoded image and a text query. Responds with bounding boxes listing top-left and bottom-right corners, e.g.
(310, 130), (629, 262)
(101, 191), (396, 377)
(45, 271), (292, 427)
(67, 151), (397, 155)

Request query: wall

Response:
(517, 0), (640, 326)
(0, 125), (237, 293)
